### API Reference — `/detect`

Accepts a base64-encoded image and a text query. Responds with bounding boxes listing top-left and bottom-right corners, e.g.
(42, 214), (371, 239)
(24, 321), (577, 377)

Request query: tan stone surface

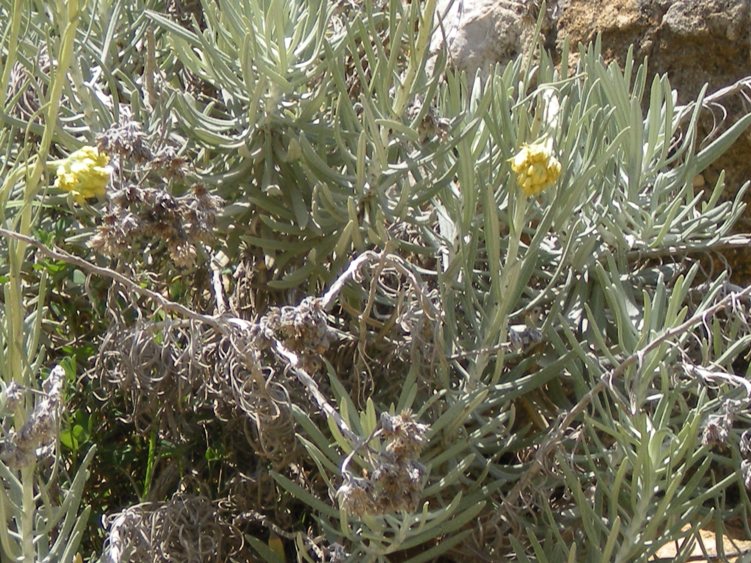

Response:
(653, 523), (751, 561)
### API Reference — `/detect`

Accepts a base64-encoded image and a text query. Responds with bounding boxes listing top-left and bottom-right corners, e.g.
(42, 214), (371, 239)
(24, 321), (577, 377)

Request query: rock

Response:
(557, 0), (751, 101)
(430, 0), (538, 77)
(662, 0), (749, 41)
(556, 0), (650, 61)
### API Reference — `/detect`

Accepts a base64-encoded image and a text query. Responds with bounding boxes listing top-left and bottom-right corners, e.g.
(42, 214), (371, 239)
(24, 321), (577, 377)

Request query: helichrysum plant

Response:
(3, 0), (751, 561)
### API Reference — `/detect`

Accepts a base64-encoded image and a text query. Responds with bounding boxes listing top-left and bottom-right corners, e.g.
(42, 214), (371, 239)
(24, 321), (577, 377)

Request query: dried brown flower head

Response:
(97, 119), (153, 164)
(89, 184), (223, 268)
(381, 410), (429, 461)
(0, 366), (65, 469)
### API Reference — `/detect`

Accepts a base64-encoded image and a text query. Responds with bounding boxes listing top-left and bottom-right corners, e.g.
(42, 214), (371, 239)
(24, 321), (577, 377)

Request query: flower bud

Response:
(510, 142), (561, 197)
(55, 146), (112, 204)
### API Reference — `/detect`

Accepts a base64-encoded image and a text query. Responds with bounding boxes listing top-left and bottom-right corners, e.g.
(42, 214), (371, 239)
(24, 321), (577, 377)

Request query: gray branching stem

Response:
(0, 227), (222, 329)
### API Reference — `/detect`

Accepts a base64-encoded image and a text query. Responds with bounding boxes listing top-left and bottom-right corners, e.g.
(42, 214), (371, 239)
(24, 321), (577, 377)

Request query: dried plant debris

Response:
(508, 324), (544, 353)
(337, 410), (429, 517)
(147, 146), (190, 181)
(380, 410), (429, 460)
(166, 0), (207, 30)
(702, 413), (731, 449)
(93, 316), (300, 466)
(0, 366), (64, 469)
(92, 118), (209, 268)
(260, 297), (335, 370)
(94, 320), (211, 433)
(0, 381), (25, 414)
(97, 118), (191, 179)
(7, 48), (51, 125)
(102, 493), (246, 563)
(739, 440), (751, 507)
(97, 118), (153, 164)
(209, 330), (299, 467)
(406, 97), (451, 143)
(342, 261), (443, 402)
(89, 183), (222, 267)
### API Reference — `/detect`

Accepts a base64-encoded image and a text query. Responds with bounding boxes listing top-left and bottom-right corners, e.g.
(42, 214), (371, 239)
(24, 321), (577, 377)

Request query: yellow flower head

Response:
(54, 146), (111, 204)
(510, 142), (561, 197)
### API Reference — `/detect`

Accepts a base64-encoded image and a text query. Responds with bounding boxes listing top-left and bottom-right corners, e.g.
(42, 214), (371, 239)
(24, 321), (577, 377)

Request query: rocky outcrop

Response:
(558, 0), (751, 102)
(430, 0), (542, 77)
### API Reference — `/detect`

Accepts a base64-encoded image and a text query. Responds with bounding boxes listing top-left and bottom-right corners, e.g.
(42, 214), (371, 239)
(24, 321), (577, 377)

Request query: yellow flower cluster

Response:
(54, 146), (111, 204)
(510, 142), (561, 197)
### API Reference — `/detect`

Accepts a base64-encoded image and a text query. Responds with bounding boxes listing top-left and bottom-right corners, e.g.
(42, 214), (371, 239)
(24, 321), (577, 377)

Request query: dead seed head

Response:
(0, 367), (65, 469)
(381, 410), (429, 460)
(702, 414), (730, 449)
(336, 478), (376, 517)
(90, 184), (222, 268)
(97, 118), (153, 164)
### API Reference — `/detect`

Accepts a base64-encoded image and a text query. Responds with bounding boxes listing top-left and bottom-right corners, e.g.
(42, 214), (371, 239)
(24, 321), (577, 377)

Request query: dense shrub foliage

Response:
(1, 0), (751, 561)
